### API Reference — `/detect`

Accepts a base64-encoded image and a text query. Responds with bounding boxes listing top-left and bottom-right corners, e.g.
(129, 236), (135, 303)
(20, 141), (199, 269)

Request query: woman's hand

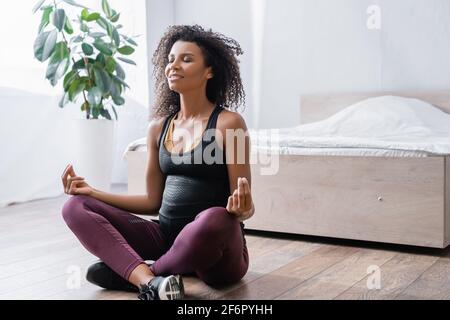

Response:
(61, 164), (93, 196)
(226, 177), (255, 221)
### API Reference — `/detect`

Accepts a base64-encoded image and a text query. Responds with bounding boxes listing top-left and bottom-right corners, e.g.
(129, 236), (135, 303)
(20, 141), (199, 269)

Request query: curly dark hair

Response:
(150, 24), (246, 119)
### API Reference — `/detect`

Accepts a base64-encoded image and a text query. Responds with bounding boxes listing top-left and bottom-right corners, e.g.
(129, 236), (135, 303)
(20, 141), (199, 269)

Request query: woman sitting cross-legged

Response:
(60, 24), (254, 300)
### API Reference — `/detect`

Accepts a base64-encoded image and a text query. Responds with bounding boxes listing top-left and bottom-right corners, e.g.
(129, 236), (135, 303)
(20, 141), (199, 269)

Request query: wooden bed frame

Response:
(125, 91), (450, 248)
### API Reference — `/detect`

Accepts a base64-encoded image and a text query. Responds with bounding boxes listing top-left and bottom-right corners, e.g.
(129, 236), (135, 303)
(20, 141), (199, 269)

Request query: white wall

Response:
(259, 0), (450, 128)
(146, 0), (255, 126)
(174, 0), (255, 128)
(2, 0), (450, 205)
(147, 0), (450, 129)
(0, 0), (150, 207)
(146, 0), (175, 109)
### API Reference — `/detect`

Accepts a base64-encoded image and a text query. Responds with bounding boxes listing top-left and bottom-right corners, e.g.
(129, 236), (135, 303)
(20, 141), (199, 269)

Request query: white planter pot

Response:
(72, 119), (117, 192)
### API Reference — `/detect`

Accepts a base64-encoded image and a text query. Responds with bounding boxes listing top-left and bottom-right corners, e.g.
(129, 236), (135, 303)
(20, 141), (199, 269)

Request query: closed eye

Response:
(169, 59), (191, 63)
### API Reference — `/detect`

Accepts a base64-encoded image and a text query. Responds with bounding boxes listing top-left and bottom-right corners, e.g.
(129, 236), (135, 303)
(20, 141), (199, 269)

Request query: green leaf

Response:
(96, 16), (108, 30)
(79, 76), (90, 84)
(32, 0), (46, 14)
(62, 0), (88, 9)
(93, 66), (112, 94)
(53, 41), (70, 61)
(93, 39), (113, 56)
(89, 32), (106, 38)
(117, 56), (136, 65)
(81, 101), (89, 112)
(64, 17), (73, 34)
(92, 105), (100, 119)
(105, 57), (116, 73)
(38, 6), (53, 34)
(52, 9), (66, 31)
(102, 0), (112, 18)
(80, 22), (89, 32)
(95, 53), (106, 66)
(117, 46), (134, 55)
(97, 17), (113, 37)
(112, 28), (120, 47)
(100, 108), (112, 120)
(34, 29), (57, 62)
(86, 12), (100, 22)
(63, 70), (77, 91)
(111, 74), (129, 89)
(46, 56), (70, 86)
(71, 35), (84, 43)
(67, 79), (79, 100)
(112, 95), (125, 106)
(110, 80), (121, 98)
(46, 42), (70, 85)
(81, 8), (89, 20)
(59, 92), (69, 108)
(83, 76), (93, 91)
(115, 62), (125, 79)
(68, 78), (86, 101)
(72, 59), (84, 70)
(87, 87), (102, 106)
(82, 43), (94, 56)
(122, 35), (137, 46)
(72, 58), (95, 70)
(111, 105), (118, 120)
(110, 12), (120, 23)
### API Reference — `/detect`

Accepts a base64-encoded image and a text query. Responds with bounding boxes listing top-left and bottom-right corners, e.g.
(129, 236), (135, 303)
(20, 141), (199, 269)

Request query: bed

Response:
(123, 91), (450, 248)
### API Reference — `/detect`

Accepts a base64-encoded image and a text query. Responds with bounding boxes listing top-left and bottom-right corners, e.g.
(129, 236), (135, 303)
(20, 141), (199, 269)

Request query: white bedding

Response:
(124, 95), (450, 158)
(123, 138), (430, 157)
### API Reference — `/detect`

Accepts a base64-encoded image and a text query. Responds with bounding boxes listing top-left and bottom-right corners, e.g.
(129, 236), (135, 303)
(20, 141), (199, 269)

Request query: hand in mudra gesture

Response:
(61, 164), (93, 196)
(226, 177), (255, 221)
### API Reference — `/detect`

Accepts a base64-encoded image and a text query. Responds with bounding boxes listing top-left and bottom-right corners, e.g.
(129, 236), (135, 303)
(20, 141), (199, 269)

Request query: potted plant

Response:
(33, 0), (138, 191)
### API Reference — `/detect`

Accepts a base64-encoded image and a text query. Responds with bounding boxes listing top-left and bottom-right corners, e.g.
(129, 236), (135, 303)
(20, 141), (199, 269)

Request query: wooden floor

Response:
(1, 184), (450, 300)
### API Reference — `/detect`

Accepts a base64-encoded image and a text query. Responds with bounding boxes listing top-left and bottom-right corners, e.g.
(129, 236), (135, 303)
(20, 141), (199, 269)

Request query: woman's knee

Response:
(61, 195), (92, 228)
(195, 207), (238, 235)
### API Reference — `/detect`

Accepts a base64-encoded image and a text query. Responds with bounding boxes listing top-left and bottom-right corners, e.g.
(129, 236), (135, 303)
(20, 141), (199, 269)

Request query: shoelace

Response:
(138, 282), (158, 300)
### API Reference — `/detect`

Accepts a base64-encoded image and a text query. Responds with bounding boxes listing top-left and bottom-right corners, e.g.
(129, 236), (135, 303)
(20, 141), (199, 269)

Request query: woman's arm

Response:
(90, 118), (167, 216)
(89, 190), (159, 216)
(218, 111), (255, 221)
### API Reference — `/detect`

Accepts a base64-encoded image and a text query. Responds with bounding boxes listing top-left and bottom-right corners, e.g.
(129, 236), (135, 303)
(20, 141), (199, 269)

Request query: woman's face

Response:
(165, 40), (213, 94)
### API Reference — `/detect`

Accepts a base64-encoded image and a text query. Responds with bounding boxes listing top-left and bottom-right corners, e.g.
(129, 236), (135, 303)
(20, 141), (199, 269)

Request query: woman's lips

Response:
(169, 75), (183, 81)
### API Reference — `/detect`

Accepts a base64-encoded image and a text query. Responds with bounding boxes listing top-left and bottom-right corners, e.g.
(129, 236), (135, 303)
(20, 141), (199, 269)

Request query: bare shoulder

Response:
(147, 117), (167, 149)
(216, 109), (248, 132)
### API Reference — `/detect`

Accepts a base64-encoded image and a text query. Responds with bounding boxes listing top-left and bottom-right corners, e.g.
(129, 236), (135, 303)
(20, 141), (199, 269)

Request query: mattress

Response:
(123, 137), (431, 158)
(123, 96), (450, 159)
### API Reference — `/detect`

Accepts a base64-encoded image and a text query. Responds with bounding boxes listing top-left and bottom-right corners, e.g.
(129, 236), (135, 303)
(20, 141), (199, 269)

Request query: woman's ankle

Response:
(128, 263), (155, 287)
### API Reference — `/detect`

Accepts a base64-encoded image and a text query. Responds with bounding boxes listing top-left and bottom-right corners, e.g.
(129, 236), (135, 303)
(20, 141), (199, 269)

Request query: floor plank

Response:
(335, 252), (440, 299)
(224, 244), (359, 300)
(275, 247), (396, 299)
(2, 184), (450, 300)
(395, 259), (450, 299)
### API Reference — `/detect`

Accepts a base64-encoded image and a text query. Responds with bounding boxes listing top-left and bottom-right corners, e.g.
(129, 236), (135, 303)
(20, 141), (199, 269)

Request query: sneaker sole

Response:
(176, 275), (185, 298)
(159, 275), (184, 300)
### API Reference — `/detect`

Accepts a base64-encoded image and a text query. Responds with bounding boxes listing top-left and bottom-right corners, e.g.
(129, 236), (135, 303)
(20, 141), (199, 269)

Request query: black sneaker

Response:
(138, 275), (184, 300)
(86, 261), (138, 292)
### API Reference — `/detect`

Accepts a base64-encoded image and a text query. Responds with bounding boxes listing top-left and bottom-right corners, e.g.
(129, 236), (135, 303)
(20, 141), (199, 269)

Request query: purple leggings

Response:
(61, 195), (248, 286)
